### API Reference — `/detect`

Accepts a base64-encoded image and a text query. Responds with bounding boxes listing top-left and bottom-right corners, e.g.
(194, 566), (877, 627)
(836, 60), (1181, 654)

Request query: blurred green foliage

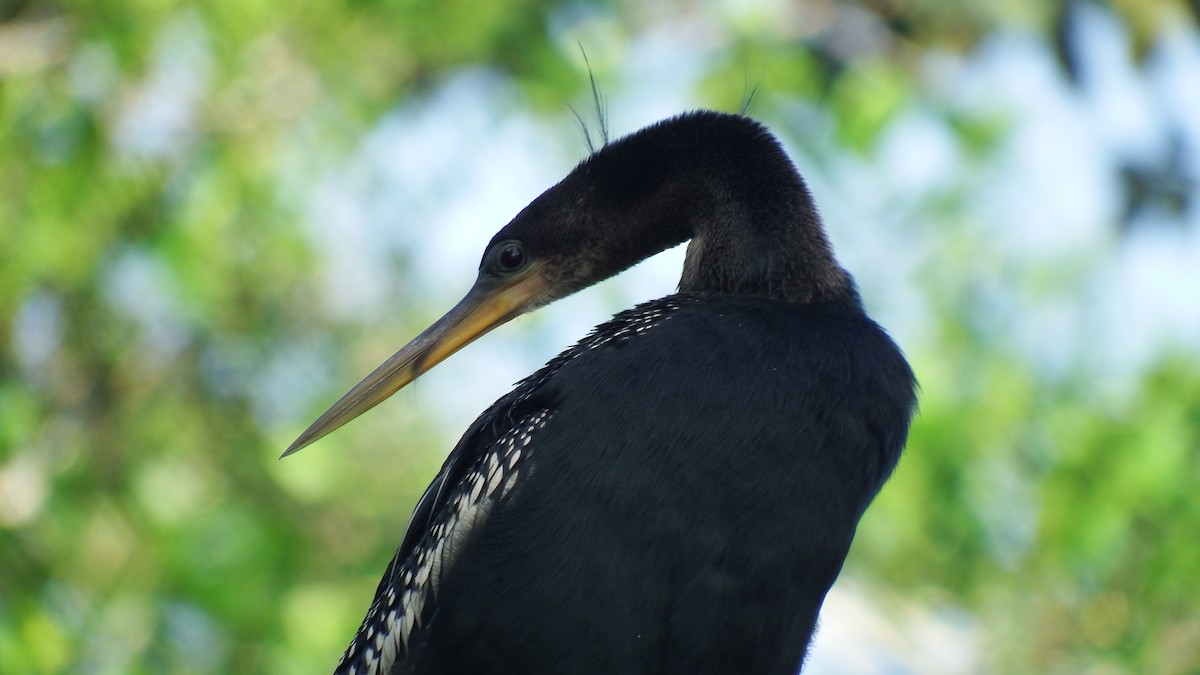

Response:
(2, 0), (1198, 673)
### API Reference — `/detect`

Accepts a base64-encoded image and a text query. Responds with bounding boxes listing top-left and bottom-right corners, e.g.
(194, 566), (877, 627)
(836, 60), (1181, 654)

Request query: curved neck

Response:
(579, 113), (851, 305)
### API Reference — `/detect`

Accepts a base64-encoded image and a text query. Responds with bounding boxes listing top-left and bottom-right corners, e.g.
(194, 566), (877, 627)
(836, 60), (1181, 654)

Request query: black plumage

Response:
(286, 111), (918, 675)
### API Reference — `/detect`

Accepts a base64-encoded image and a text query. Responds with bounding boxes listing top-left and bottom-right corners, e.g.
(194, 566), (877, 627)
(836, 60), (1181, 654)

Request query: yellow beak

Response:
(282, 268), (550, 457)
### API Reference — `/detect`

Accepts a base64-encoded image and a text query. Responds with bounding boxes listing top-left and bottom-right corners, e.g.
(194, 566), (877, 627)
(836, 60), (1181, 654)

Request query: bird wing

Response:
(332, 372), (562, 675)
(331, 298), (685, 675)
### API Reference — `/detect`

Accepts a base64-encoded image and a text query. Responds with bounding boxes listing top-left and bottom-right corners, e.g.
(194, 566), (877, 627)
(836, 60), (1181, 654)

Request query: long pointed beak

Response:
(282, 268), (550, 458)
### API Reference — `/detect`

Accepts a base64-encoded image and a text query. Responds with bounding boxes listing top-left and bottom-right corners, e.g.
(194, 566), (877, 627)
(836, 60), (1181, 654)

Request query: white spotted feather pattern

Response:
(331, 297), (684, 675)
(334, 408), (552, 675)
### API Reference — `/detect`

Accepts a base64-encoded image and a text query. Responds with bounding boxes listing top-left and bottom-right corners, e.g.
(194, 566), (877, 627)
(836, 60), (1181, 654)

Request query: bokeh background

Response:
(2, 0), (1199, 673)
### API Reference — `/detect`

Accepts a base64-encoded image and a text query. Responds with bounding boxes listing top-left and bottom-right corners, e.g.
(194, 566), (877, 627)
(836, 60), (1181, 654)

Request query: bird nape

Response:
(286, 110), (918, 675)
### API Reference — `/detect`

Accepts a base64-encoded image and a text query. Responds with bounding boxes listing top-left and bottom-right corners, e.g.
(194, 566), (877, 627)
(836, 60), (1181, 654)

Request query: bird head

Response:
(283, 111), (844, 456)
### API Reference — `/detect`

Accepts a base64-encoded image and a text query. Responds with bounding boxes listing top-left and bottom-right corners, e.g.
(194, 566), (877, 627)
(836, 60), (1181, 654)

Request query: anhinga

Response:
(285, 111), (918, 675)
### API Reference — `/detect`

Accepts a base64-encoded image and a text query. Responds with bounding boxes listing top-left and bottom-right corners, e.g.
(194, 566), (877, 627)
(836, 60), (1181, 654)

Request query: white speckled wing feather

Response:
(333, 408), (552, 675)
(331, 298), (684, 675)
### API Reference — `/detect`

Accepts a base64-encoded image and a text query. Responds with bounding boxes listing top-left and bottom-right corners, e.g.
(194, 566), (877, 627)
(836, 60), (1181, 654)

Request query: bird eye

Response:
(494, 242), (527, 273)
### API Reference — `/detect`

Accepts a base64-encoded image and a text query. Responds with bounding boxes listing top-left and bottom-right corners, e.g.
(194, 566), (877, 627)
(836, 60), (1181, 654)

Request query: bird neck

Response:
(675, 178), (851, 305)
(594, 113), (852, 305)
